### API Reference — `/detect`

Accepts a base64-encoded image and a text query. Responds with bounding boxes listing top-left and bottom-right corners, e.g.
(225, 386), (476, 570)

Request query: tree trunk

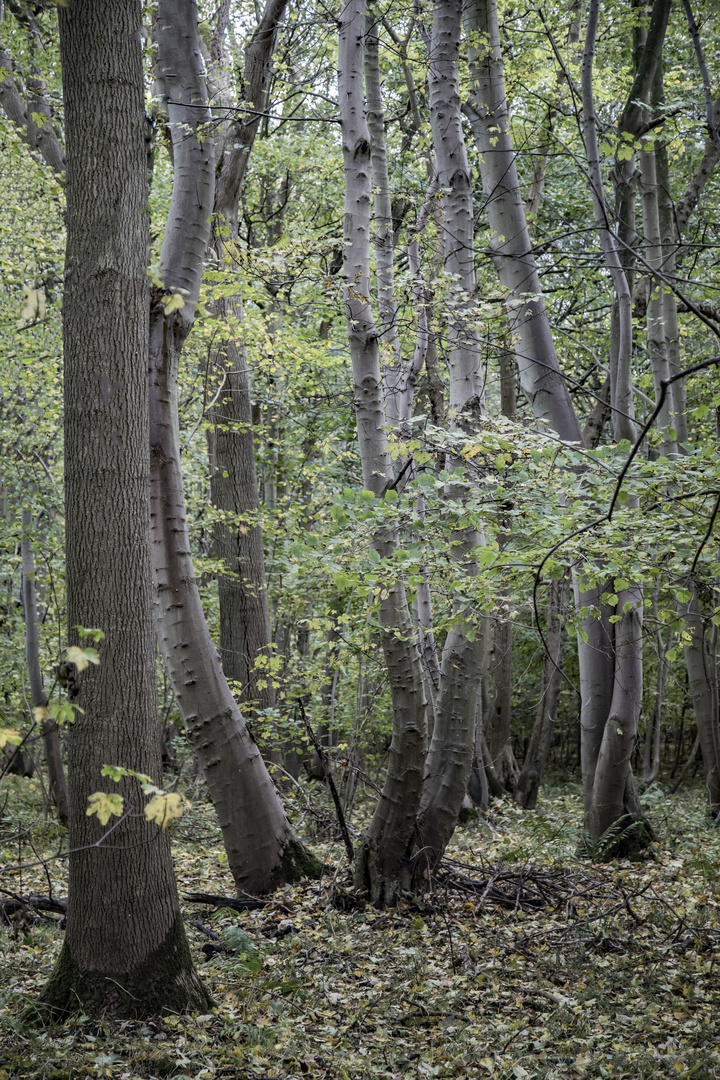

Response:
(515, 576), (569, 809)
(642, 584), (666, 787)
(487, 614), (519, 791)
(209, 0), (289, 729)
(43, 0), (208, 1016)
(21, 509), (69, 825)
(586, 587), (652, 856)
(148, 0), (318, 895)
(679, 577), (720, 810)
(339, 0), (428, 905)
(411, 0), (487, 885)
(638, 62), (676, 455)
(465, 0), (581, 443)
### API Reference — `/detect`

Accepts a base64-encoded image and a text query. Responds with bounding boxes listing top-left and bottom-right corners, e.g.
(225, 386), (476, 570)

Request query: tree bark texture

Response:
(587, 588), (650, 854)
(149, 0), (317, 895)
(43, 0), (208, 1017)
(486, 614), (519, 791)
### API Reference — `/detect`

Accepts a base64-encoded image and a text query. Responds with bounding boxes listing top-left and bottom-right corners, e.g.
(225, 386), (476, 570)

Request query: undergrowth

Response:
(0, 778), (719, 1079)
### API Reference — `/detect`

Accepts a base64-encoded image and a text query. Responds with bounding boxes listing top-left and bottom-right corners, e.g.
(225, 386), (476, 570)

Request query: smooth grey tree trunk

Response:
(339, 0), (428, 905)
(411, 0), (487, 885)
(465, 0), (581, 443)
(467, 0), (652, 854)
(43, 0), (208, 1016)
(148, 0), (318, 895)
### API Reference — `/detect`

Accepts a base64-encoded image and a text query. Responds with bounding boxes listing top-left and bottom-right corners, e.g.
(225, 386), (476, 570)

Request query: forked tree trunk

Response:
(587, 588), (651, 854)
(43, 0), (208, 1016)
(148, 0), (318, 895)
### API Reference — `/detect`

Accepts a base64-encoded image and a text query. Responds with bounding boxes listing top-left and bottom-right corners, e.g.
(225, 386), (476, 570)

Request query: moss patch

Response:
(270, 836), (323, 889)
(41, 911), (212, 1019)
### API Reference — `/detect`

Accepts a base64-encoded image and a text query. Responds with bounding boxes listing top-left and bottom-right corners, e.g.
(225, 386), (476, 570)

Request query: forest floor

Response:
(0, 776), (719, 1080)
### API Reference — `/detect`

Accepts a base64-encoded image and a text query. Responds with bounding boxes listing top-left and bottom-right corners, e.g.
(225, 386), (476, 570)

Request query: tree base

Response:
(580, 812), (656, 862)
(353, 836), (411, 907)
(41, 912), (212, 1019)
(270, 837), (323, 890)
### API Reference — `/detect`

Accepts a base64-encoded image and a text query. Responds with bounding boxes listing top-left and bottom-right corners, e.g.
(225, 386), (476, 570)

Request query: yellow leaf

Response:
(0, 728), (22, 749)
(144, 792), (186, 828)
(86, 791), (124, 826)
(33, 706), (50, 724)
(66, 645), (100, 672)
(162, 293), (185, 315)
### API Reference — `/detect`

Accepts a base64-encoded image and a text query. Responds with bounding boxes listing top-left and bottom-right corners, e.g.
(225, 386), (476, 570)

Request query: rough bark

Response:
(21, 509), (68, 825)
(149, 0), (317, 895)
(43, 0), (208, 1016)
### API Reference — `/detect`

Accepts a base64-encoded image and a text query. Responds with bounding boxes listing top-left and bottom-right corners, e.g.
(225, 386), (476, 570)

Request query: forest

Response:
(0, 0), (719, 1075)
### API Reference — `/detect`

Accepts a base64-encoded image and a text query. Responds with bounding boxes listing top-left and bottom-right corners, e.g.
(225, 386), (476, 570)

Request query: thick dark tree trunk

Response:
(43, 0), (208, 1016)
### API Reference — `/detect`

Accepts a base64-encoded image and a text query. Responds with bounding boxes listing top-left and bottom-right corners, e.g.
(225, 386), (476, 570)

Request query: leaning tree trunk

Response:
(465, 0), (582, 443)
(43, 0), (208, 1016)
(339, 0), (428, 906)
(149, 0), (318, 895)
(21, 509), (68, 825)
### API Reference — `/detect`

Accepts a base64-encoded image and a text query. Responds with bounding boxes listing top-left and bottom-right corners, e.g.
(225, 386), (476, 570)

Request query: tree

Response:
(42, 0), (208, 1016)
(148, 0), (320, 893)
